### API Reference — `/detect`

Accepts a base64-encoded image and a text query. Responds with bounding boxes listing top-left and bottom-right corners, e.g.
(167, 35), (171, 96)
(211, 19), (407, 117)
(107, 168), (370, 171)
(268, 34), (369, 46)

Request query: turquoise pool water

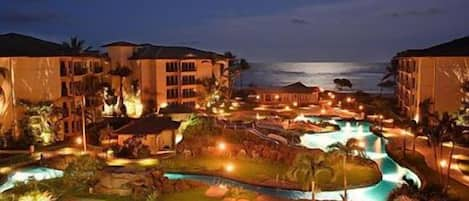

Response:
(1, 118), (420, 201)
(167, 118), (421, 201)
(0, 166), (63, 193)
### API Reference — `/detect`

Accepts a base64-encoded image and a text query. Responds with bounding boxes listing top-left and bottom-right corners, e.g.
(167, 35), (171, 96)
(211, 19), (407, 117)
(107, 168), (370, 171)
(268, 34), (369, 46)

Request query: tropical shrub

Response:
(63, 155), (104, 189)
(117, 136), (151, 158)
(18, 190), (56, 201)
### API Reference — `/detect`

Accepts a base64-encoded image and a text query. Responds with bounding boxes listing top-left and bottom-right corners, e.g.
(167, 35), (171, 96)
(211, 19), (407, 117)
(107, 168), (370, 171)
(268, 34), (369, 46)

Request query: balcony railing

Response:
(93, 66), (103, 73)
(74, 66), (88, 76)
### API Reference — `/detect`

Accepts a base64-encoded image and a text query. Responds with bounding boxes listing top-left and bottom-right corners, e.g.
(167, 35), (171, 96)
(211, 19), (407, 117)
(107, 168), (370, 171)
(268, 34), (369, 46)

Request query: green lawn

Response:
(161, 154), (381, 191)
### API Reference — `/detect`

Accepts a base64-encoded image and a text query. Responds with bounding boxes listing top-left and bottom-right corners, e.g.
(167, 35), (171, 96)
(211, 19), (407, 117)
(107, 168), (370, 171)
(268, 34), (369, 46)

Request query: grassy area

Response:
(161, 154), (381, 191)
(389, 148), (469, 201)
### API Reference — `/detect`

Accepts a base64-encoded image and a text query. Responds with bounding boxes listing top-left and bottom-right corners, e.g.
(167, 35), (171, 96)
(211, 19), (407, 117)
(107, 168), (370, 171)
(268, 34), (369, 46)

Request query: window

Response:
(62, 102), (69, 117)
(181, 62), (196, 72)
(182, 88), (196, 98)
(182, 75), (196, 85)
(64, 122), (69, 133)
(219, 64), (225, 77)
(61, 82), (68, 96)
(167, 89), (178, 99)
(166, 62), (179, 72)
(60, 61), (67, 76)
(166, 75), (178, 86)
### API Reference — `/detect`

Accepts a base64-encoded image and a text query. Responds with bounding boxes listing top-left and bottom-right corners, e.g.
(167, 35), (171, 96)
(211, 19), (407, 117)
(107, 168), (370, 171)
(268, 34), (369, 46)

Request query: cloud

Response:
(387, 8), (445, 18)
(178, 40), (201, 46)
(0, 10), (62, 24)
(290, 18), (309, 25)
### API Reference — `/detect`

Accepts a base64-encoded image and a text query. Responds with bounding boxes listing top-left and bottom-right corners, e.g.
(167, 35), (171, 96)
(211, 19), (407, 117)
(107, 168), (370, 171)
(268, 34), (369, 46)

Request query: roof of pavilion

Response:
(113, 115), (180, 135)
(254, 82), (320, 94)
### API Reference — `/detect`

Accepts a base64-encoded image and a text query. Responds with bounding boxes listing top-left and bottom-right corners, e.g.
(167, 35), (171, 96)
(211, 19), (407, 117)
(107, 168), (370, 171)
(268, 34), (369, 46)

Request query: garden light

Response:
(218, 142), (226, 151)
(440, 160), (448, 168)
(225, 163), (235, 172)
(75, 137), (83, 145)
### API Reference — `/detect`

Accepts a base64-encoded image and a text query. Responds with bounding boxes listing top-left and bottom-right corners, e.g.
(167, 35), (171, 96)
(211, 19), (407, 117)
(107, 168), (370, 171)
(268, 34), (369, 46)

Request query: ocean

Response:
(236, 62), (392, 94)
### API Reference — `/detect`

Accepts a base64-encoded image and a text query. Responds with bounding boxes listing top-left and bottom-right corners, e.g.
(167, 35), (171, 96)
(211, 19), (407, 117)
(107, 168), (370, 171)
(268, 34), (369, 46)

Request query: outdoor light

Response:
(346, 97), (352, 103)
(293, 101), (298, 107)
(359, 105), (364, 110)
(275, 94), (280, 100)
(195, 104), (200, 109)
(440, 160), (448, 168)
(256, 95), (260, 100)
(225, 163), (235, 172)
(358, 141), (366, 148)
(321, 108), (326, 114)
(327, 101), (333, 106)
(75, 137), (83, 145)
(218, 142), (226, 151)
(160, 102), (168, 108)
(285, 106), (290, 110)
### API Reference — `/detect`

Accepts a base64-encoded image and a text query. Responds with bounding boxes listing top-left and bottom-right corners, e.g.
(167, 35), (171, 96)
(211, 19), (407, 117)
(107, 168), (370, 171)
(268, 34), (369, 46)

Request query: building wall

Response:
(396, 56), (469, 121)
(0, 56), (107, 141)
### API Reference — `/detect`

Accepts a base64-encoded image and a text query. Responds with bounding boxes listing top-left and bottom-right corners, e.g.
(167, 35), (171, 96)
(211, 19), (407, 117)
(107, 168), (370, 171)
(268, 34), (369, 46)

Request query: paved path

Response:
(383, 127), (469, 186)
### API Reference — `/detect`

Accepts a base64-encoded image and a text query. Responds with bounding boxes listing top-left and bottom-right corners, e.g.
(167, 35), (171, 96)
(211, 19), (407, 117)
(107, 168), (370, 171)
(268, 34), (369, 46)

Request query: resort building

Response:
(0, 33), (108, 141)
(394, 36), (469, 121)
(112, 116), (180, 154)
(252, 82), (320, 106)
(103, 42), (229, 114)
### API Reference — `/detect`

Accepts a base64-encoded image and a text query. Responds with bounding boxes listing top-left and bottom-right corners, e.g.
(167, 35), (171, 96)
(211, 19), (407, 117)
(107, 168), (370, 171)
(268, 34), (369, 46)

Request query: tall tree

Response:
(287, 153), (333, 201)
(333, 79), (353, 90)
(327, 138), (365, 201)
(109, 66), (132, 116)
(62, 36), (92, 53)
(382, 63), (398, 82)
(377, 80), (395, 96)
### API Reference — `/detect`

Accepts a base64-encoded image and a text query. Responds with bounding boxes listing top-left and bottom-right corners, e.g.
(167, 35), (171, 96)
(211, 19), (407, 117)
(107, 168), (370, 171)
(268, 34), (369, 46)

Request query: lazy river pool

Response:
(0, 118), (420, 201)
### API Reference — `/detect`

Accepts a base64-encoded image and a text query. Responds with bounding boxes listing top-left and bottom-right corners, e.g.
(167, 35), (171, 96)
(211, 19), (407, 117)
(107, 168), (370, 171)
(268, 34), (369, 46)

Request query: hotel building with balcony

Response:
(394, 36), (469, 121)
(0, 33), (108, 141)
(103, 42), (229, 112)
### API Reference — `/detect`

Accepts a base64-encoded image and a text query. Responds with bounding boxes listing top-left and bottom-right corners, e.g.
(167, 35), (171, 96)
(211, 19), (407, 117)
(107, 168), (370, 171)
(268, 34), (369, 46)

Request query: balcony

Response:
(74, 66), (88, 76)
(93, 66), (103, 74)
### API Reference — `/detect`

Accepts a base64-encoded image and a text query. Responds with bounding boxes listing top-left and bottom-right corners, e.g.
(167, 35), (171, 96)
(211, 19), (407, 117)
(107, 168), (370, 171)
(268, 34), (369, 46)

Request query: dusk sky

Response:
(1, 0), (468, 62)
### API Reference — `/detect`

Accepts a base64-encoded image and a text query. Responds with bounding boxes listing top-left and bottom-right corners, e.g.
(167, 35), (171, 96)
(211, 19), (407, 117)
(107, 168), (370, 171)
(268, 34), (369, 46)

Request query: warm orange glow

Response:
(359, 105), (364, 110)
(320, 108), (326, 114)
(274, 94), (280, 100)
(225, 163), (235, 172)
(256, 95), (260, 100)
(440, 160), (448, 168)
(327, 101), (333, 106)
(293, 101), (298, 107)
(160, 102), (168, 108)
(75, 137), (83, 145)
(358, 141), (366, 148)
(218, 142), (226, 151)
(346, 97), (352, 103)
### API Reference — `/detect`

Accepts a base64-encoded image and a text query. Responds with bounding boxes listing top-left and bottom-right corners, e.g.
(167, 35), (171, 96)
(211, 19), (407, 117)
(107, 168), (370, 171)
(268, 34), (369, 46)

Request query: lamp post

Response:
(81, 95), (87, 153)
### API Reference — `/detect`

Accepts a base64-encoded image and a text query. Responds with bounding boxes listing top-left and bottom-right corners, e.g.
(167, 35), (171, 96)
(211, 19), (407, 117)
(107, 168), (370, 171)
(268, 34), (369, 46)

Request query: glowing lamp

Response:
(225, 163), (235, 172)
(358, 141), (366, 148)
(346, 97), (352, 103)
(218, 142), (226, 151)
(256, 95), (260, 100)
(160, 102), (168, 108)
(293, 102), (298, 107)
(440, 160), (448, 168)
(274, 95), (280, 100)
(75, 137), (83, 145)
(320, 108), (326, 114)
(359, 105), (364, 110)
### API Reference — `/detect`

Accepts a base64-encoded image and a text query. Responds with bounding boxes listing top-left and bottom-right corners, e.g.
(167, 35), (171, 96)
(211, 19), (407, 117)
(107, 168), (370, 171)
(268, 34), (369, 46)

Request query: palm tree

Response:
(286, 153), (333, 201)
(109, 66), (132, 116)
(78, 75), (102, 123)
(0, 67), (10, 147)
(382, 63), (398, 82)
(377, 80), (395, 97)
(62, 36), (92, 53)
(327, 138), (364, 201)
